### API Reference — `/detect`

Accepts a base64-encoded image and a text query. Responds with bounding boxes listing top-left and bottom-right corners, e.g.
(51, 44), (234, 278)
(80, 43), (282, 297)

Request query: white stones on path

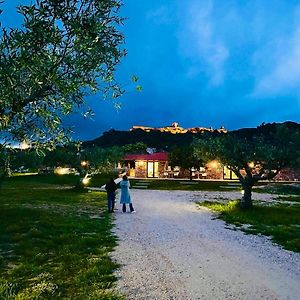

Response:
(111, 190), (300, 300)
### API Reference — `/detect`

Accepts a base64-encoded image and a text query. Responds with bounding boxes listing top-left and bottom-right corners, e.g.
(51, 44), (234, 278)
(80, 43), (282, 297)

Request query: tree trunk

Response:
(189, 169), (193, 181)
(0, 173), (4, 189)
(0, 158), (11, 189)
(4, 158), (12, 177)
(240, 183), (253, 209)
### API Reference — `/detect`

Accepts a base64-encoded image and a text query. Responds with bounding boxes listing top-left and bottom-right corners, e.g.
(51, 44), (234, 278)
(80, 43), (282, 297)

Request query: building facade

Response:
(123, 153), (168, 178)
(122, 152), (300, 181)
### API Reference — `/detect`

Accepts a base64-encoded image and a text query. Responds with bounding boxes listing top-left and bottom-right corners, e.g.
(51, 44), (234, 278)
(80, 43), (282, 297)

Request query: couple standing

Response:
(105, 175), (135, 213)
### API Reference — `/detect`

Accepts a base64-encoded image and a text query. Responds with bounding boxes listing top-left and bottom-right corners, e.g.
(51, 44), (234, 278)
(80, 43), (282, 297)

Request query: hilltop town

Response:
(130, 122), (227, 134)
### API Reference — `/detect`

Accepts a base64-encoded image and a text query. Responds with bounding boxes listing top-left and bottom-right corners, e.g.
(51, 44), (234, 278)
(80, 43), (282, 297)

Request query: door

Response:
(147, 161), (159, 178)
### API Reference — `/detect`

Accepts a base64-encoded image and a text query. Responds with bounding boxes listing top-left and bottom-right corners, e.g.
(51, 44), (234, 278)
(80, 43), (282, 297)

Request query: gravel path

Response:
(111, 190), (300, 300)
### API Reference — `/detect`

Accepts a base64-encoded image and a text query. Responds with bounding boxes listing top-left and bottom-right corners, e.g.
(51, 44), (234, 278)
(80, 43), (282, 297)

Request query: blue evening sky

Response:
(3, 0), (300, 140)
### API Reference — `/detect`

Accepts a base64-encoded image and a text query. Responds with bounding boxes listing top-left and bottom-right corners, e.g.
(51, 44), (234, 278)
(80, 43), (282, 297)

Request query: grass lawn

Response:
(198, 200), (300, 252)
(0, 176), (123, 299)
(129, 179), (243, 191)
(254, 183), (300, 195)
(2, 173), (115, 190)
(128, 179), (300, 196)
(276, 196), (300, 202)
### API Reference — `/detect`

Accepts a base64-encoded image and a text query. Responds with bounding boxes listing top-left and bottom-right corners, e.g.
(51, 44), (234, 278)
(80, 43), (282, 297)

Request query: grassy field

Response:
(0, 175), (123, 299)
(1, 173), (115, 190)
(129, 179), (243, 191)
(128, 179), (300, 195)
(254, 183), (300, 195)
(199, 200), (300, 252)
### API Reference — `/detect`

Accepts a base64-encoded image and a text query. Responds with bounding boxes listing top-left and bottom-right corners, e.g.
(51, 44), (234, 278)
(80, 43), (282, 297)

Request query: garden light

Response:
(82, 175), (90, 185)
(248, 162), (255, 168)
(81, 160), (88, 167)
(208, 160), (219, 169)
(54, 167), (70, 175)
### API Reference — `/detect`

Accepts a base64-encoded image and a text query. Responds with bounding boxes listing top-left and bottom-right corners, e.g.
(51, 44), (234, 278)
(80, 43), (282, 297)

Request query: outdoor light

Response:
(20, 141), (30, 150)
(54, 167), (70, 175)
(82, 176), (90, 185)
(81, 160), (88, 167)
(208, 160), (219, 168)
(248, 162), (255, 168)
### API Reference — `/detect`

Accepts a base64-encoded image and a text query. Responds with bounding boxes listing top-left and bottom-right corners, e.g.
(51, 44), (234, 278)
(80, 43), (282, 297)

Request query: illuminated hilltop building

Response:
(130, 122), (227, 134)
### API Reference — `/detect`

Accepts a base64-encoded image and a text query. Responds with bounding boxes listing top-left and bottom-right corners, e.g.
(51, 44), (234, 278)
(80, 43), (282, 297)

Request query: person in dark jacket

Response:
(105, 178), (118, 213)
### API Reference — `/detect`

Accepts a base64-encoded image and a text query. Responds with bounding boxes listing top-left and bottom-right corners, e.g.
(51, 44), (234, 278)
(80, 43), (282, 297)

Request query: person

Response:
(120, 175), (135, 213)
(105, 178), (118, 213)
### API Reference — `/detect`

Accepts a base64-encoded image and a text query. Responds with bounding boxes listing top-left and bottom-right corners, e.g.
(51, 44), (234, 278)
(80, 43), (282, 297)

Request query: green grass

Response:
(1, 173), (117, 190)
(199, 200), (300, 252)
(89, 174), (117, 188)
(0, 177), (123, 299)
(254, 183), (300, 195)
(129, 179), (243, 191)
(1, 174), (79, 189)
(127, 179), (300, 195)
(276, 196), (300, 203)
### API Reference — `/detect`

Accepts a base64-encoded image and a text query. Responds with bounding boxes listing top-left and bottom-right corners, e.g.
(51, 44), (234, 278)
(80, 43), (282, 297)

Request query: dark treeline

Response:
(84, 121), (300, 149)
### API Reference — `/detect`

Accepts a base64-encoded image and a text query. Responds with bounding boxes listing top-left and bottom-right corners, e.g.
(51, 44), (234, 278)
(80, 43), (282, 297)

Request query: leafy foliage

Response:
(194, 123), (300, 208)
(6, 142), (147, 176)
(11, 149), (44, 170)
(82, 145), (123, 173)
(81, 142), (147, 173)
(169, 145), (203, 180)
(0, 0), (125, 148)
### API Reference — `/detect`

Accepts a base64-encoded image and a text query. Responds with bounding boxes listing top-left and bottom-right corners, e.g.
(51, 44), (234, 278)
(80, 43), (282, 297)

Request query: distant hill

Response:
(83, 128), (203, 149)
(83, 121), (300, 149)
(231, 121), (300, 137)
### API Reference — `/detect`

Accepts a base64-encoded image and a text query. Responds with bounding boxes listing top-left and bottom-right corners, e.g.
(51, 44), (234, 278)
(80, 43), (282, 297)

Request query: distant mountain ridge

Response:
(83, 121), (300, 149)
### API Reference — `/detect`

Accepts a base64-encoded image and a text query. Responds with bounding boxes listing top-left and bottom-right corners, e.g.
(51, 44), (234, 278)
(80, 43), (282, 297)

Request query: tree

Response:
(11, 149), (44, 171)
(0, 147), (12, 179)
(0, 0), (125, 149)
(122, 142), (147, 154)
(194, 123), (300, 209)
(82, 145), (123, 174)
(81, 143), (147, 174)
(43, 144), (80, 167)
(169, 145), (203, 180)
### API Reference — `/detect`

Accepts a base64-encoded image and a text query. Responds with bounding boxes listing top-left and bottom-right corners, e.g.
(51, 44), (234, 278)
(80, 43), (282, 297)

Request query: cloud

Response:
(177, 0), (229, 86)
(146, 5), (172, 25)
(252, 8), (300, 97)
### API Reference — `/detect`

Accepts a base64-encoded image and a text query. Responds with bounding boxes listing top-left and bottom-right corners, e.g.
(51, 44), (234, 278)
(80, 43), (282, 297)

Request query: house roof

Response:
(123, 152), (168, 161)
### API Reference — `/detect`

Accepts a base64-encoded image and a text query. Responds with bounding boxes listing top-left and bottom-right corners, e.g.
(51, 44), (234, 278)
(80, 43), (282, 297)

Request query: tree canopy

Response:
(169, 145), (203, 180)
(194, 123), (300, 208)
(0, 0), (125, 149)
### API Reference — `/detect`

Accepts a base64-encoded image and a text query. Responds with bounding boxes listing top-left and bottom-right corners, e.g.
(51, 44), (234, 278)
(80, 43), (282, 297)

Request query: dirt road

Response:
(111, 190), (300, 300)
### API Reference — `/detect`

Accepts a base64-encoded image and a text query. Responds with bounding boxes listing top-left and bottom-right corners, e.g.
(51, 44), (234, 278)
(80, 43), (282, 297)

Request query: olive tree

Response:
(0, 0), (128, 184)
(169, 145), (203, 180)
(194, 123), (300, 209)
(0, 0), (125, 149)
(81, 143), (147, 174)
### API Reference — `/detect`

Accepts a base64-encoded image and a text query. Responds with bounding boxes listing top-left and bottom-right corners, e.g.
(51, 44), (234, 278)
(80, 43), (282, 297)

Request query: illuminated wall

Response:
(135, 161), (147, 177)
